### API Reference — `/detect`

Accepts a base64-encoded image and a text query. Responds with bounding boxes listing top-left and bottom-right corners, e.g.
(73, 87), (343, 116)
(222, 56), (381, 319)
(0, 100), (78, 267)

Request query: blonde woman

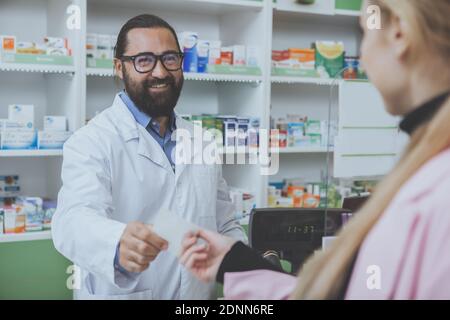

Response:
(179, 0), (450, 300)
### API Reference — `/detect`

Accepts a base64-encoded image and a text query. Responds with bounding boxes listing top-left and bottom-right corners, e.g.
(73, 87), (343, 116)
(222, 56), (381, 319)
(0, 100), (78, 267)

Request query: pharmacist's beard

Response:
(122, 66), (183, 118)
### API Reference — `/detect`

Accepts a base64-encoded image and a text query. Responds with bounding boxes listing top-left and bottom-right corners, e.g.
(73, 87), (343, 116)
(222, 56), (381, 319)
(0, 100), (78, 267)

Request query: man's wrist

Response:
(114, 243), (130, 274)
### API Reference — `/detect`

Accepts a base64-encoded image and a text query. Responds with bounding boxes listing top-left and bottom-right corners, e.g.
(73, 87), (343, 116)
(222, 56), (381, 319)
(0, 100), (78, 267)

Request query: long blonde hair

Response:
(291, 0), (450, 300)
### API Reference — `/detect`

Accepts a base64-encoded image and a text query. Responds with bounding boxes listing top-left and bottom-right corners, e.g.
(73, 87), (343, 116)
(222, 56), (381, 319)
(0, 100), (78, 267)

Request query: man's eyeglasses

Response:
(120, 52), (184, 73)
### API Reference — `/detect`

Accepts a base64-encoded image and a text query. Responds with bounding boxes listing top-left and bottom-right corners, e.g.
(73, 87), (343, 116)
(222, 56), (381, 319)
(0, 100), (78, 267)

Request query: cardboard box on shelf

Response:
(8, 104), (34, 130)
(1, 35), (16, 54)
(44, 116), (67, 131)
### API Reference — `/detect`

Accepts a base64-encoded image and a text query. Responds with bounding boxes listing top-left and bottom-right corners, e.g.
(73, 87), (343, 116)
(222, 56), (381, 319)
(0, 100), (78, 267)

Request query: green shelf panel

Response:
(272, 67), (320, 78)
(0, 239), (73, 300)
(1, 53), (73, 66)
(206, 64), (262, 76)
(87, 58), (114, 69)
(335, 0), (363, 11)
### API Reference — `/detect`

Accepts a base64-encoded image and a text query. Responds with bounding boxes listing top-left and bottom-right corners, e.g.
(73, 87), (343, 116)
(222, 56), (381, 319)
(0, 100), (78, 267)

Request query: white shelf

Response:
(0, 63), (76, 74)
(185, 72), (262, 84)
(86, 67), (114, 77)
(0, 231), (52, 243)
(273, 7), (360, 26)
(0, 150), (63, 157)
(276, 147), (334, 154)
(89, 0), (264, 15)
(87, 68), (263, 84)
(271, 76), (337, 86)
(271, 76), (369, 85)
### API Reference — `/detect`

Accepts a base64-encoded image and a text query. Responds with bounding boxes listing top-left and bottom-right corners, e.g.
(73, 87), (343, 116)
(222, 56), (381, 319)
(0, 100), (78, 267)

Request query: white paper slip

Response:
(152, 208), (201, 257)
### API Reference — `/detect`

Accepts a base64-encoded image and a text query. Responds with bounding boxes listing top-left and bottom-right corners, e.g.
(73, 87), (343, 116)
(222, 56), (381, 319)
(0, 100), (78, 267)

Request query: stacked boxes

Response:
(183, 114), (260, 149)
(271, 115), (337, 149)
(272, 48), (315, 71)
(39, 114), (70, 149)
(0, 104), (71, 150)
(1, 105), (36, 150)
(86, 33), (116, 60)
(0, 175), (20, 199)
(177, 31), (260, 73)
(0, 35), (71, 60)
(272, 41), (367, 79)
(0, 194), (57, 234)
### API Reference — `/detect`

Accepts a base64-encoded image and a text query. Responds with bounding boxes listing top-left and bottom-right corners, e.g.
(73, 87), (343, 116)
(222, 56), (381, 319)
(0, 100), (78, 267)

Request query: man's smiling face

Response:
(115, 27), (184, 118)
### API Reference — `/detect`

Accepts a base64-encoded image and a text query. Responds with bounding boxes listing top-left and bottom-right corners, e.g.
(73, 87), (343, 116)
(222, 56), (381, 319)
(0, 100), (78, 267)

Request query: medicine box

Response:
(86, 33), (97, 59)
(0, 175), (20, 198)
(221, 116), (237, 147)
(0, 175), (19, 187)
(1, 130), (37, 150)
(288, 48), (315, 70)
(1, 35), (16, 54)
(288, 122), (306, 147)
(44, 116), (67, 131)
(232, 45), (246, 66)
(46, 47), (69, 56)
(23, 197), (44, 232)
(4, 206), (26, 234)
(246, 46), (259, 67)
(315, 41), (345, 78)
(38, 130), (72, 149)
(236, 117), (249, 147)
(208, 40), (221, 65)
(179, 32), (198, 73)
(220, 47), (233, 65)
(248, 117), (260, 148)
(44, 37), (67, 49)
(0, 119), (29, 131)
(197, 40), (209, 73)
(3, 208), (16, 234)
(96, 34), (112, 59)
(8, 104), (34, 130)
(43, 200), (56, 230)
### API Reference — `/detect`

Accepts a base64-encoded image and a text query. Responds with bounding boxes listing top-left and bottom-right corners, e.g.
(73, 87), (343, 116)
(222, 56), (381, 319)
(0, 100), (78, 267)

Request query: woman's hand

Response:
(179, 229), (237, 283)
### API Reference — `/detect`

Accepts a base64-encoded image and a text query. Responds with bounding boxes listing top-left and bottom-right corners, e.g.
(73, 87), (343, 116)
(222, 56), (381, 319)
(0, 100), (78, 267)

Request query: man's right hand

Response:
(118, 221), (168, 273)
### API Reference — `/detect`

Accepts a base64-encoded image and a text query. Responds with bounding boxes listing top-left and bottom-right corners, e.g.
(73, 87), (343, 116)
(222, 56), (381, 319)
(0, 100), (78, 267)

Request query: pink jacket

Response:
(224, 148), (450, 300)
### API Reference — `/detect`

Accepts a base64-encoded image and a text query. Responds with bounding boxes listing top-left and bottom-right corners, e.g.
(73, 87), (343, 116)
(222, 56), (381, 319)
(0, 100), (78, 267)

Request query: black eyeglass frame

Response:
(120, 51), (184, 73)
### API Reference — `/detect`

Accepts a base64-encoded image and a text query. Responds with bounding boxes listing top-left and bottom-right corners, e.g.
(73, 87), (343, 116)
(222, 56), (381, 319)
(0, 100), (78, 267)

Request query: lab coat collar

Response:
(111, 93), (140, 141)
(111, 93), (197, 176)
(111, 93), (195, 141)
(111, 94), (171, 171)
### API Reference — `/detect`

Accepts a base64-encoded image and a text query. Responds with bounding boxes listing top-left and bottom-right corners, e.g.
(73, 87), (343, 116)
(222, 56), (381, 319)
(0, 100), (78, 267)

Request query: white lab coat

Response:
(52, 94), (247, 300)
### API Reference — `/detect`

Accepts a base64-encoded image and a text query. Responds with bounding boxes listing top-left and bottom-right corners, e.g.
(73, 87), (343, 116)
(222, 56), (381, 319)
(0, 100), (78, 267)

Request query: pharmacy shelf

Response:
(86, 67), (114, 77)
(273, 7), (360, 26)
(184, 72), (263, 84)
(271, 76), (369, 85)
(0, 63), (76, 74)
(87, 68), (263, 84)
(0, 150), (63, 157)
(276, 147), (334, 154)
(89, 0), (264, 15)
(0, 231), (52, 243)
(271, 76), (336, 86)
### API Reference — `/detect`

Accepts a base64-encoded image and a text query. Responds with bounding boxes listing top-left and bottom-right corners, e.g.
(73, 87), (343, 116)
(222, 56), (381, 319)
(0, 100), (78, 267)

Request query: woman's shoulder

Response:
(395, 148), (450, 204)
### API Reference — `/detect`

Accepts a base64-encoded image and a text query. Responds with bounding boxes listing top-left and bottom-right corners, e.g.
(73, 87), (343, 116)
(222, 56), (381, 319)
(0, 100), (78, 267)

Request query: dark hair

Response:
(114, 14), (180, 59)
